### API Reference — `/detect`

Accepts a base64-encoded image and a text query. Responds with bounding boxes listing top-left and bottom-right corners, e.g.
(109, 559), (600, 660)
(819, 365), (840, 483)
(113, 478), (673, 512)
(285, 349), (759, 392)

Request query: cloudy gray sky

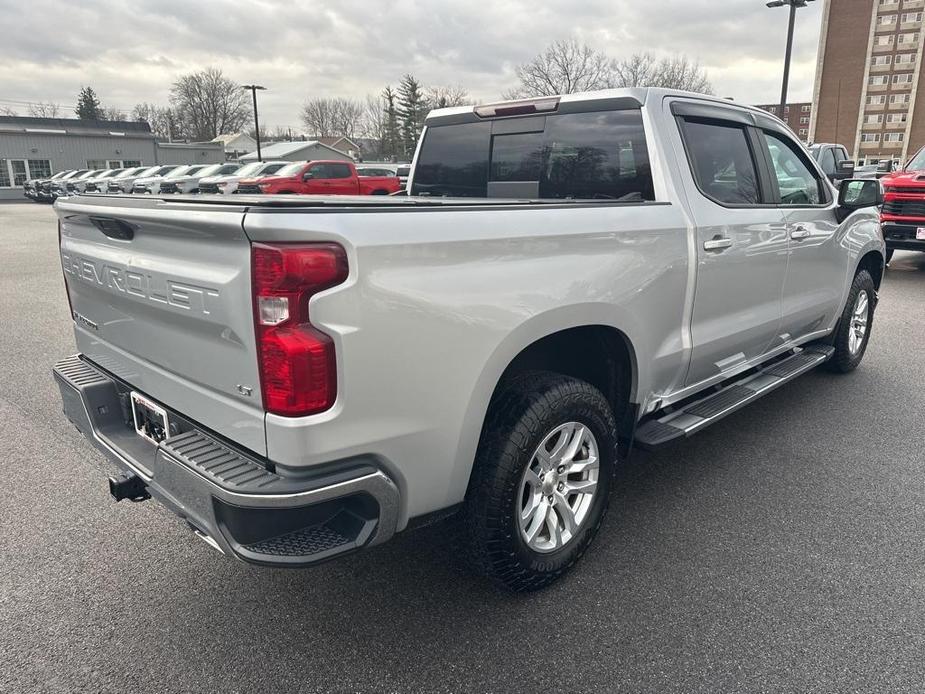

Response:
(0, 0), (824, 130)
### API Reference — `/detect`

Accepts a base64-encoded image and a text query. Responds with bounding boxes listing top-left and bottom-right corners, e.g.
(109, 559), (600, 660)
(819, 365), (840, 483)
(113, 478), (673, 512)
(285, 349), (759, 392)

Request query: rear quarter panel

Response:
(245, 202), (690, 524)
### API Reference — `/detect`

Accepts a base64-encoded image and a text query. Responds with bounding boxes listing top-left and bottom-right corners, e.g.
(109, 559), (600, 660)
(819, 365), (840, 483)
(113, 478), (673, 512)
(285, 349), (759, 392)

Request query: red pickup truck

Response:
(236, 160), (401, 196)
(880, 146), (925, 263)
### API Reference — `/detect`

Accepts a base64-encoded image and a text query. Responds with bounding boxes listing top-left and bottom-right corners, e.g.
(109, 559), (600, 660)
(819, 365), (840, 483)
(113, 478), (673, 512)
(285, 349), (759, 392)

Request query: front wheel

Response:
(826, 269), (876, 373)
(462, 372), (617, 591)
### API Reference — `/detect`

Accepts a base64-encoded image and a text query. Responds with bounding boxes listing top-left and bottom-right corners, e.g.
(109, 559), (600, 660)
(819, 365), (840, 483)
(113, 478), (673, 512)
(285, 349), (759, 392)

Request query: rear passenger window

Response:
(329, 163), (353, 179)
(540, 111), (653, 200)
(411, 110), (654, 200)
(680, 120), (760, 205)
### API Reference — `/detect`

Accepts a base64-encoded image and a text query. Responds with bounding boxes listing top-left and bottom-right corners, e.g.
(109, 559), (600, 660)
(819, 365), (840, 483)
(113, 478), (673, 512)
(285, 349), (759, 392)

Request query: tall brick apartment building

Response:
(810, 0), (925, 165)
(754, 102), (813, 141)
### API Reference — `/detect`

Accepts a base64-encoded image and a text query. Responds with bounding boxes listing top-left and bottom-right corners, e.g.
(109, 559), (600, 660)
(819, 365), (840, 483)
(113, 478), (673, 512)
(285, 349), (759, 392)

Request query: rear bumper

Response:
(881, 221), (925, 251)
(53, 354), (400, 567)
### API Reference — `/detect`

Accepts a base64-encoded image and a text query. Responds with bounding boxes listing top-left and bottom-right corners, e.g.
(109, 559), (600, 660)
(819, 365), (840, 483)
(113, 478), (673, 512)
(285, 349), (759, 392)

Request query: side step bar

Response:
(634, 346), (834, 450)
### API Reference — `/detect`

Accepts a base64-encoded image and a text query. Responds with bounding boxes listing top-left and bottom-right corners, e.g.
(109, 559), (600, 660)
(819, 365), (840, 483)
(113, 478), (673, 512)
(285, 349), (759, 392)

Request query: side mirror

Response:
(302, 171), (315, 181)
(837, 179), (883, 221)
(829, 159), (855, 183)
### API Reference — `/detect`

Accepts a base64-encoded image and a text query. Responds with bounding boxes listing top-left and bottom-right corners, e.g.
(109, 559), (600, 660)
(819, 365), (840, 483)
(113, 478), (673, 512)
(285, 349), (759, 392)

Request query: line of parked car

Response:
(23, 160), (405, 203)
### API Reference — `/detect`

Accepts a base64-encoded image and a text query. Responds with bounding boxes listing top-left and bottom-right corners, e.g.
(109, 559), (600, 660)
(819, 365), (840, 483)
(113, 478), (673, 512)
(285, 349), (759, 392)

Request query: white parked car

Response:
(104, 166), (165, 194)
(132, 165), (208, 195)
(197, 160), (289, 194)
(157, 163), (243, 194)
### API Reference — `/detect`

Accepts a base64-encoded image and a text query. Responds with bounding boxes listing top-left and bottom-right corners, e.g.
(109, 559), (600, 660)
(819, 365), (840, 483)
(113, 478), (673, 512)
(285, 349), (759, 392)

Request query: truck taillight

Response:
(251, 243), (348, 417)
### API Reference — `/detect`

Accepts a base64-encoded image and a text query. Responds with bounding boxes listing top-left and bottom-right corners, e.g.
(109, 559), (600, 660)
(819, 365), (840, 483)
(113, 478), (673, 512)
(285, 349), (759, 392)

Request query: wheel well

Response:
(858, 250), (884, 289)
(494, 326), (637, 441)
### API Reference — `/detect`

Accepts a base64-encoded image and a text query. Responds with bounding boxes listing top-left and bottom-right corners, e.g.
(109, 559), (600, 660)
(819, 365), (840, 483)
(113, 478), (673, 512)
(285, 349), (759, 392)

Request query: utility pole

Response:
(241, 84), (267, 161)
(767, 0), (816, 117)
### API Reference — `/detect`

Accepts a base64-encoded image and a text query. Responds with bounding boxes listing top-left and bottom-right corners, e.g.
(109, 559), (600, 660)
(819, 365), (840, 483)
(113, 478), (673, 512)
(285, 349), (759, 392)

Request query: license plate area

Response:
(917, 227), (925, 240)
(130, 391), (170, 445)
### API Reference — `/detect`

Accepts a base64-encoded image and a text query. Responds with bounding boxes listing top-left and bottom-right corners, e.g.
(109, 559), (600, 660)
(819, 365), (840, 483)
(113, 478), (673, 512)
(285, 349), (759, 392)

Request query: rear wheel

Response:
(826, 269), (876, 373)
(462, 372), (617, 591)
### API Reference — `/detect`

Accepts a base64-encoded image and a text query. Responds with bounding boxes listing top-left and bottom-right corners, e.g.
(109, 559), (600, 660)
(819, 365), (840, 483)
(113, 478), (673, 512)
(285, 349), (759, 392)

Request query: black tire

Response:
(826, 269), (876, 373)
(885, 248), (895, 265)
(462, 372), (618, 591)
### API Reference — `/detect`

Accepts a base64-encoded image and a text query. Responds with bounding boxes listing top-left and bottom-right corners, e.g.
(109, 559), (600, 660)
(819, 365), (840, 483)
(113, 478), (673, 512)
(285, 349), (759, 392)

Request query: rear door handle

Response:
(703, 237), (733, 251)
(790, 226), (811, 240)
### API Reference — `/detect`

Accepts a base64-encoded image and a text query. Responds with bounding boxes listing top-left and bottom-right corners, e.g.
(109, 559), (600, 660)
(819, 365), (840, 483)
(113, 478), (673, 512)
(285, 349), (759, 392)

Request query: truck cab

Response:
(880, 145), (925, 262)
(808, 143), (855, 185)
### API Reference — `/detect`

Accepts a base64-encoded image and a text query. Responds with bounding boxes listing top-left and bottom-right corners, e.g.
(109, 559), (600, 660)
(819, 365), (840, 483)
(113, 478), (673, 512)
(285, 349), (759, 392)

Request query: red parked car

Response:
(236, 160), (401, 196)
(880, 146), (925, 263)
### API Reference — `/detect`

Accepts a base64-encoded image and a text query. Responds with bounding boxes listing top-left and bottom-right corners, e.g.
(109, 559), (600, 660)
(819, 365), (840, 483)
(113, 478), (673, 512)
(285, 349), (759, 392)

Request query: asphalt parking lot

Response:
(1, 201), (924, 693)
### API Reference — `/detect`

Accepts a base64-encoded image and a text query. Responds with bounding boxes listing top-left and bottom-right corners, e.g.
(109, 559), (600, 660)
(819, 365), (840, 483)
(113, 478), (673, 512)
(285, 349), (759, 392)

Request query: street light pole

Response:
(767, 0), (816, 117)
(241, 84), (267, 162)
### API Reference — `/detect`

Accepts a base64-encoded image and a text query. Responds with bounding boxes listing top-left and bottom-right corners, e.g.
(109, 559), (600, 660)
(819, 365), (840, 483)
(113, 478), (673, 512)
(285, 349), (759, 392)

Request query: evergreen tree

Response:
(382, 86), (401, 161)
(76, 86), (102, 120)
(396, 74), (425, 159)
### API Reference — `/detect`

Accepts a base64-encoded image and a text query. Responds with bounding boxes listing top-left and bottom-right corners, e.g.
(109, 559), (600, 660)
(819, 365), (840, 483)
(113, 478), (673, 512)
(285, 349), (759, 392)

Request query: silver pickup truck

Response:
(53, 88), (885, 591)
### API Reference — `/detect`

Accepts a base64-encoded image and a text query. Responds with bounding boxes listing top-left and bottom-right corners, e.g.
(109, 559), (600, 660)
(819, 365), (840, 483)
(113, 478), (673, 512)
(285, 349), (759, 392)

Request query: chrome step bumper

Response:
(53, 355), (400, 567)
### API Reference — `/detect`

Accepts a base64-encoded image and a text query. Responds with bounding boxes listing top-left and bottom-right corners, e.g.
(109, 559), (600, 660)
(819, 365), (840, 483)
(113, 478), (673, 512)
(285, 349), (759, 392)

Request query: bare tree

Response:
(331, 98), (364, 138)
(100, 105), (125, 121)
(426, 85), (469, 109)
(505, 38), (617, 98)
(170, 67), (250, 141)
(0, 106), (17, 116)
(28, 101), (61, 118)
(131, 102), (180, 139)
(614, 53), (712, 93)
(300, 97), (364, 138)
(300, 98), (335, 136)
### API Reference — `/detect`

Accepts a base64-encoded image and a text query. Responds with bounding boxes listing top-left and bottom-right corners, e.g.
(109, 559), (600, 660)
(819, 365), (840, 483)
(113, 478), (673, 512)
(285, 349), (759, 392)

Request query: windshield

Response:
(163, 166), (194, 179)
(115, 167), (144, 178)
(234, 161), (266, 177)
(273, 162), (307, 177)
(905, 147), (925, 171)
(136, 166), (159, 177)
(191, 164), (223, 178)
(232, 162), (266, 177)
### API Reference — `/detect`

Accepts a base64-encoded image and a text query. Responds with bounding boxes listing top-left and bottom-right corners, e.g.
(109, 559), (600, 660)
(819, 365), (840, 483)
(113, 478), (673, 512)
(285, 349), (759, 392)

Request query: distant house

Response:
(239, 140), (354, 163)
(211, 132), (258, 160)
(311, 136), (362, 160)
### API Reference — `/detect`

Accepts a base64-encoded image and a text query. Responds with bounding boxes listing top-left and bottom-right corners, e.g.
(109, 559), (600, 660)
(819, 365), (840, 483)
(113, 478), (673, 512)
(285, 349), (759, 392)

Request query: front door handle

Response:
(703, 237), (733, 251)
(790, 225), (811, 240)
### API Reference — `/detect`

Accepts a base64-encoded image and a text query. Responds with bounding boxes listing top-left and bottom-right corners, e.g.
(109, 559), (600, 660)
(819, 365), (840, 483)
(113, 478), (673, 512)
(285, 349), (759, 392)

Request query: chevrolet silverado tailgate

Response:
(55, 196), (267, 456)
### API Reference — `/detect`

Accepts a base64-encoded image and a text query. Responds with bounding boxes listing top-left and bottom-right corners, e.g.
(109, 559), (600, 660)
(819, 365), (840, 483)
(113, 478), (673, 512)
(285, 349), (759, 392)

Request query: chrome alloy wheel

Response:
(848, 290), (870, 355)
(518, 422), (600, 553)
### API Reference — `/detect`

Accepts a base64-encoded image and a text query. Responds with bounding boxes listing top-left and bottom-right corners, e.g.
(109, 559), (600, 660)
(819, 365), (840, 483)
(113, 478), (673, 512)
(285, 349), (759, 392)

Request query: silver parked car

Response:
(54, 169), (101, 197)
(197, 160), (289, 194)
(102, 166), (158, 193)
(132, 164), (208, 195)
(54, 88), (885, 591)
(157, 163), (242, 194)
(114, 165), (180, 193)
(82, 169), (126, 193)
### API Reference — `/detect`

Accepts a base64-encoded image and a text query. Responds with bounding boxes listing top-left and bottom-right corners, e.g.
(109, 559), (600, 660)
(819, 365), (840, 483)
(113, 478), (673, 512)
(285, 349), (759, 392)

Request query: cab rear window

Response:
(411, 109), (654, 201)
